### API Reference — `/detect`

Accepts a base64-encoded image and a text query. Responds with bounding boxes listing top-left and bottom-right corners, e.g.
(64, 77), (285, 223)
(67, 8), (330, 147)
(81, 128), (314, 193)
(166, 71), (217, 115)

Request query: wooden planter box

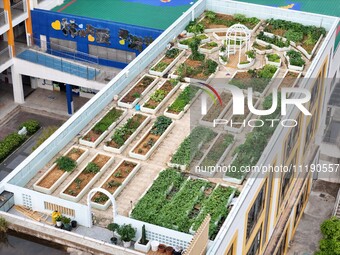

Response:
(59, 153), (114, 202)
(177, 34), (210, 50)
(164, 85), (202, 120)
(79, 108), (127, 148)
(33, 146), (89, 195)
(149, 49), (185, 77)
(129, 122), (175, 161)
(103, 113), (151, 154)
(140, 80), (181, 115)
(90, 160), (141, 210)
(118, 75), (159, 109)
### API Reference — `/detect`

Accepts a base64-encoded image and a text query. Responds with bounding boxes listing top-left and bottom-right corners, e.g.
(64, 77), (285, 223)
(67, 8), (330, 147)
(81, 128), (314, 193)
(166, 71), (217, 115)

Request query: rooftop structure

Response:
(0, 0), (339, 255)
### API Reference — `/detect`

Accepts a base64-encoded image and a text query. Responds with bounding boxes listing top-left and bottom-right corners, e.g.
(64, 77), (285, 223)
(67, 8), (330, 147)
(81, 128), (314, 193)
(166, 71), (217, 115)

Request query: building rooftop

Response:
(52, 0), (197, 30)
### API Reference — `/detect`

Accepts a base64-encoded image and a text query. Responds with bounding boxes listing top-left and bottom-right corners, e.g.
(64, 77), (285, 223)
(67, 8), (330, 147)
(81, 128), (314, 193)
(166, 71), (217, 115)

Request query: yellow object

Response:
(51, 211), (61, 224)
(279, 4), (294, 9)
(51, 20), (61, 30)
(119, 39), (125, 45)
(88, 35), (95, 42)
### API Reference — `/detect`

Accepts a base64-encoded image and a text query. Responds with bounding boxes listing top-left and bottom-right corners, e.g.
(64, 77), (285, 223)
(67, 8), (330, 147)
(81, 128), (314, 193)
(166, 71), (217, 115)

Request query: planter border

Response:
(265, 54), (282, 68)
(164, 85), (202, 120)
(103, 113), (151, 154)
(284, 52), (304, 71)
(222, 153), (246, 185)
(177, 34), (210, 50)
(237, 57), (255, 69)
(255, 38), (290, 52)
(223, 97), (260, 134)
(149, 49), (185, 77)
(199, 92), (233, 127)
(277, 69), (302, 92)
(33, 146), (90, 194)
(204, 20), (261, 34)
(140, 80), (181, 115)
(59, 153), (115, 202)
(79, 107), (127, 148)
(199, 43), (219, 54)
(129, 121), (175, 161)
(90, 160), (141, 210)
(297, 34), (323, 60)
(195, 133), (235, 178)
(118, 75), (159, 109)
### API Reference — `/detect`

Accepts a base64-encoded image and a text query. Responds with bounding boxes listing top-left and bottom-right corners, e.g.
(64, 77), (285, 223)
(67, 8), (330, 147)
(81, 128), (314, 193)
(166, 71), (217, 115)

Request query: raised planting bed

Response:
(278, 70), (302, 90)
(284, 50), (305, 71)
(199, 42), (219, 54)
(168, 126), (216, 170)
(256, 31), (290, 52)
(252, 42), (273, 55)
(223, 97), (259, 134)
(60, 153), (114, 202)
(129, 116), (174, 160)
(149, 48), (185, 77)
(224, 94), (282, 184)
(79, 107), (126, 148)
(237, 50), (256, 69)
(200, 92), (233, 127)
(190, 184), (235, 239)
(33, 146), (89, 194)
(171, 54), (218, 83)
(141, 79), (180, 114)
(196, 133), (234, 177)
(229, 64), (279, 97)
(200, 11), (261, 33)
(265, 53), (281, 67)
(90, 160), (141, 210)
(118, 75), (159, 109)
(104, 113), (151, 154)
(164, 85), (201, 120)
(212, 31), (227, 41)
(264, 18), (326, 59)
(177, 34), (210, 50)
(130, 168), (186, 221)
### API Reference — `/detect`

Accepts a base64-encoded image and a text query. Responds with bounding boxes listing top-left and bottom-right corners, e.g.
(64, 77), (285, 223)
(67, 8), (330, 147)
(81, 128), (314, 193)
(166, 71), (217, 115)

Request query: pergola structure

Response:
(225, 24), (251, 63)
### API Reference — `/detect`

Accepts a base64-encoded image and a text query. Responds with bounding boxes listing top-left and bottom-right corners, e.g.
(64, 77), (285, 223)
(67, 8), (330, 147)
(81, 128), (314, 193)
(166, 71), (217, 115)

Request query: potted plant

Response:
(134, 225), (151, 252)
(55, 215), (62, 227)
(71, 220), (77, 228)
(107, 223), (120, 244)
(158, 244), (166, 253)
(62, 216), (72, 231)
(117, 224), (136, 248)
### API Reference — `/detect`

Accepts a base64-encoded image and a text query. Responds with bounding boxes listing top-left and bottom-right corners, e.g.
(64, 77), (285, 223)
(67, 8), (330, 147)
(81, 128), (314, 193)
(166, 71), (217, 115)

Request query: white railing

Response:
(11, 0), (27, 18)
(0, 10), (8, 27)
(0, 46), (11, 65)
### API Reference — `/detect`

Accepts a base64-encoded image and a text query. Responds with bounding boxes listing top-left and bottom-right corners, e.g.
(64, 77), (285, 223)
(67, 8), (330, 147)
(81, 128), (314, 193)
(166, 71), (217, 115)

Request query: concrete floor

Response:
(287, 180), (340, 255)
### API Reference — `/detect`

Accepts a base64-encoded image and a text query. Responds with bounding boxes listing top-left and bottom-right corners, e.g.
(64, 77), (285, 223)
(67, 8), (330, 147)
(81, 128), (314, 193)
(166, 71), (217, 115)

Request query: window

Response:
(309, 77), (320, 110)
(247, 226), (262, 255)
(50, 38), (77, 53)
(304, 116), (315, 150)
(294, 186), (308, 226)
(246, 182), (266, 239)
(279, 155), (296, 207)
(226, 244), (233, 255)
(89, 45), (136, 64)
(284, 119), (299, 162)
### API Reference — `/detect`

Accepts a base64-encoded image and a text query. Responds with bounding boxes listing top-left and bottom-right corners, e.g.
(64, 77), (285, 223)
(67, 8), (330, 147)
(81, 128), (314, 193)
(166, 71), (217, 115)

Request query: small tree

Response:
(117, 224), (136, 242)
(189, 36), (203, 61)
(315, 217), (340, 255)
(140, 224), (148, 245)
(107, 223), (120, 238)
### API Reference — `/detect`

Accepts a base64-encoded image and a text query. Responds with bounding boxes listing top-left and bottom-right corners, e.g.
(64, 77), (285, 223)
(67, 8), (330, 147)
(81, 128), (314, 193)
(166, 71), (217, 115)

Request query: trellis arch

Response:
(225, 24), (251, 63)
(87, 187), (117, 227)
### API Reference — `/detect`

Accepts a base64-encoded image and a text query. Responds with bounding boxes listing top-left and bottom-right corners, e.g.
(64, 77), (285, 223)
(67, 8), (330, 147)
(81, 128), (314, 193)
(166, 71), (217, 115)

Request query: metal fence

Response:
(0, 46), (11, 65)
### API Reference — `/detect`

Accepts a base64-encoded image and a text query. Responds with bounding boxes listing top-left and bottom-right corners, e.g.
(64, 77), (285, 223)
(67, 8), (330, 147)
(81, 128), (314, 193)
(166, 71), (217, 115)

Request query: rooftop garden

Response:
(131, 169), (235, 239)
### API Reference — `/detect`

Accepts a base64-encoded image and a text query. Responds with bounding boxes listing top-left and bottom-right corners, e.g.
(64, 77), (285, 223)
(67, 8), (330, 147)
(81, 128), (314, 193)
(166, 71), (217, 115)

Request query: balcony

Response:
(0, 42), (12, 72)
(11, 0), (28, 27)
(0, 9), (9, 35)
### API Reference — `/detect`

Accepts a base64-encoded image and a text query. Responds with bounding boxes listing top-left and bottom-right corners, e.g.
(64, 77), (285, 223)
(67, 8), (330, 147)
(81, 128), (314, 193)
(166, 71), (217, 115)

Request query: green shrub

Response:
(315, 217), (340, 255)
(84, 162), (100, 174)
(55, 156), (76, 172)
(168, 86), (199, 113)
(287, 50), (305, 67)
(150, 116), (172, 136)
(165, 48), (180, 59)
(284, 29), (303, 43)
(0, 133), (26, 163)
(246, 50), (256, 59)
(267, 53), (281, 63)
(19, 120), (40, 135)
